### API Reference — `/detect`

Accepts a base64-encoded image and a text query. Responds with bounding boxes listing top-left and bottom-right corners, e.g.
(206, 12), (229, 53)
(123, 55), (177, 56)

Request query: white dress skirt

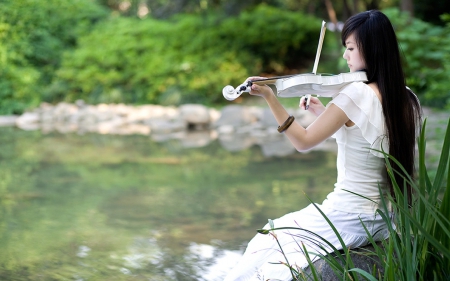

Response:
(224, 203), (391, 281)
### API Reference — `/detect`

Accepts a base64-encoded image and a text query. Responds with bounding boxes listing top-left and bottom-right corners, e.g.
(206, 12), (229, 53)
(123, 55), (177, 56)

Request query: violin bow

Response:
(222, 21), (328, 101)
(305, 20), (327, 109)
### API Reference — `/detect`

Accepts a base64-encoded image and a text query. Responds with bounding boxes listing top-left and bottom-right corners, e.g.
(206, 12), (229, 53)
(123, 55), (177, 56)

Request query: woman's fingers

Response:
(299, 96), (306, 109)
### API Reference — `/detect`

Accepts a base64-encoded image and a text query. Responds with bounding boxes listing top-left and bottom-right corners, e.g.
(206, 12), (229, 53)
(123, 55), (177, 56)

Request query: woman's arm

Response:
(249, 78), (349, 152)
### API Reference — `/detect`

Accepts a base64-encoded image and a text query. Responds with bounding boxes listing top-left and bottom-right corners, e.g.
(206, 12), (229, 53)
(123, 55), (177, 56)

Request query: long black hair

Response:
(341, 10), (422, 205)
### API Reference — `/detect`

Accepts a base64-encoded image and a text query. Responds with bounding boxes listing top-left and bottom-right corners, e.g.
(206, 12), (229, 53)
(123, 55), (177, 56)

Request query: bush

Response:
(4, 4), (448, 112)
(0, 0), (108, 114)
(384, 8), (450, 109)
(49, 5), (320, 106)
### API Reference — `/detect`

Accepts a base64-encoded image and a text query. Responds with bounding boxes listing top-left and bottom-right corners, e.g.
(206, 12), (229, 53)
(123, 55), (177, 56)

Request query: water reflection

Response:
(0, 127), (337, 280)
(152, 129), (337, 157)
(115, 237), (242, 281)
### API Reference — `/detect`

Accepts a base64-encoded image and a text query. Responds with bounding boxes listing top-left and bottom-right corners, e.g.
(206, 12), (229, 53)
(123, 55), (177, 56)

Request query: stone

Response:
(179, 103), (211, 125)
(179, 131), (216, 148)
(259, 134), (297, 157)
(2, 102), (340, 155)
(301, 242), (385, 280)
(214, 105), (261, 128)
(146, 118), (185, 134)
(0, 115), (18, 127)
(218, 133), (257, 152)
(15, 112), (40, 130)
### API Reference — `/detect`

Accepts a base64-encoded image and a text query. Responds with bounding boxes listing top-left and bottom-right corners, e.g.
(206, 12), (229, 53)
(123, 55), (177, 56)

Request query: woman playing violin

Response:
(225, 10), (422, 281)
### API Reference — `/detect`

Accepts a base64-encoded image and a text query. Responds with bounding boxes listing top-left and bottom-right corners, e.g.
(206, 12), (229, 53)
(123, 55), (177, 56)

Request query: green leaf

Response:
(347, 268), (379, 281)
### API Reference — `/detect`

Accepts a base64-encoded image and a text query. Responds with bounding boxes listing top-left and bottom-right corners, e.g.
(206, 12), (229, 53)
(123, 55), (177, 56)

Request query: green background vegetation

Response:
(0, 0), (449, 114)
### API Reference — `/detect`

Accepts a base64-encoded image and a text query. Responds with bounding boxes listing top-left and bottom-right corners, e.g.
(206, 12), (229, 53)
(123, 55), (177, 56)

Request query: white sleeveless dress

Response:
(224, 82), (393, 281)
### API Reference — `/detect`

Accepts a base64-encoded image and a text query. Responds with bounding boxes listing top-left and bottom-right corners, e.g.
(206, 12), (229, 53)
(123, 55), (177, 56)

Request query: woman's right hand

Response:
(299, 96), (326, 117)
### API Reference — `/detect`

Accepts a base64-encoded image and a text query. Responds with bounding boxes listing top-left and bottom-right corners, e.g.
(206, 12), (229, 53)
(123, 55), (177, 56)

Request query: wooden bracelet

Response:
(277, 115), (295, 133)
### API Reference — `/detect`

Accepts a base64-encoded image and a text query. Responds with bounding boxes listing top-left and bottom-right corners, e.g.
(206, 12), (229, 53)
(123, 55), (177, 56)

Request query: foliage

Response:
(48, 4), (320, 106)
(384, 8), (450, 109)
(259, 117), (450, 280)
(413, 0), (450, 26)
(1, 2), (449, 113)
(0, 0), (108, 114)
(96, 0), (450, 25)
(401, 117), (450, 280)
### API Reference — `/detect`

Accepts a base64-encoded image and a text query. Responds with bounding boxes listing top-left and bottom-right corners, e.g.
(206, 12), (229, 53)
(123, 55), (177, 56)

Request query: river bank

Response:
(0, 101), (447, 158)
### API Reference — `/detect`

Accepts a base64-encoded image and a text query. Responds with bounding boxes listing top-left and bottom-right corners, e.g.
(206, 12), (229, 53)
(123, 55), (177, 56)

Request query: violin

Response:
(222, 71), (368, 101)
(222, 21), (368, 102)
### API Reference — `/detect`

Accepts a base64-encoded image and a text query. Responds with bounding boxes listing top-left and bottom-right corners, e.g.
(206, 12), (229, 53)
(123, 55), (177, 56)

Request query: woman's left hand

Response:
(247, 76), (275, 99)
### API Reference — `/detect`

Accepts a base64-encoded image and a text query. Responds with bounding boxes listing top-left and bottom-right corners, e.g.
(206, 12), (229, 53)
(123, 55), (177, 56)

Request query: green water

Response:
(0, 127), (338, 280)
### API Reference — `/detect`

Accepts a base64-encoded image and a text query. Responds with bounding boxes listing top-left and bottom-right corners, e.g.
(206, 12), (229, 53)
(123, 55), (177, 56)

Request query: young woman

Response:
(225, 10), (422, 281)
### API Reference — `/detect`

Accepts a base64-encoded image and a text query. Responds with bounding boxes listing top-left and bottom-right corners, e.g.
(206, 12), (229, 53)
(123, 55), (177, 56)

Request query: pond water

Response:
(0, 127), (339, 280)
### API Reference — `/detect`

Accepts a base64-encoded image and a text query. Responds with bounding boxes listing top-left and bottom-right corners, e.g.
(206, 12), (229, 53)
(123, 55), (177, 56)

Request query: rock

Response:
(146, 118), (185, 134)
(15, 112), (40, 130)
(146, 104), (178, 119)
(293, 108), (318, 128)
(1, 102), (345, 155)
(259, 134), (297, 157)
(209, 108), (221, 124)
(302, 242), (385, 280)
(96, 117), (126, 134)
(179, 131), (216, 148)
(179, 104), (211, 127)
(0, 115), (19, 127)
(218, 133), (257, 152)
(261, 107), (280, 127)
(214, 105), (261, 128)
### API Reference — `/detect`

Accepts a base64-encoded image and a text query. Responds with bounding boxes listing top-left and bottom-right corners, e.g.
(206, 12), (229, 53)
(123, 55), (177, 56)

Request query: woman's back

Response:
(323, 82), (389, 213)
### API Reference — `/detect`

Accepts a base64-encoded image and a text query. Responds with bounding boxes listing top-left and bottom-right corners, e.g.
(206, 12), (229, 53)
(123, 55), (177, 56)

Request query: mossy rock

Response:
(300, 242), (386, 280)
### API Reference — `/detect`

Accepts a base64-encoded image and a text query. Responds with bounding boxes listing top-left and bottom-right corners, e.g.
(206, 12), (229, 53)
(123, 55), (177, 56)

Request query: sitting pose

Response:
(225, 10), (422, 281)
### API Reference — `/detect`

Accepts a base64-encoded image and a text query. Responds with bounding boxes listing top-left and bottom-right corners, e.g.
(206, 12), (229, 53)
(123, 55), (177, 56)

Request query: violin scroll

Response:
(222, 81), (252, 101)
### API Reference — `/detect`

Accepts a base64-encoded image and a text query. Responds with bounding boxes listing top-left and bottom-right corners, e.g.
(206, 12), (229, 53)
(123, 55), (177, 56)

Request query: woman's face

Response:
(343, 33), (366, 72)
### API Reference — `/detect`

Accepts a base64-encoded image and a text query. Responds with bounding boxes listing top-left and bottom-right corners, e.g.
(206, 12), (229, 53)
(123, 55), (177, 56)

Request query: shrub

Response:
(0, 0), (108, 114)
(49, 5), (320, 106)
(384, 8), (450, 109)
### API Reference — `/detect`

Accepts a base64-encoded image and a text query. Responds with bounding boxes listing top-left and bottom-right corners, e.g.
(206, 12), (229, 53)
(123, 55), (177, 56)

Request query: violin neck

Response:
(252, 75), (295, 85)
